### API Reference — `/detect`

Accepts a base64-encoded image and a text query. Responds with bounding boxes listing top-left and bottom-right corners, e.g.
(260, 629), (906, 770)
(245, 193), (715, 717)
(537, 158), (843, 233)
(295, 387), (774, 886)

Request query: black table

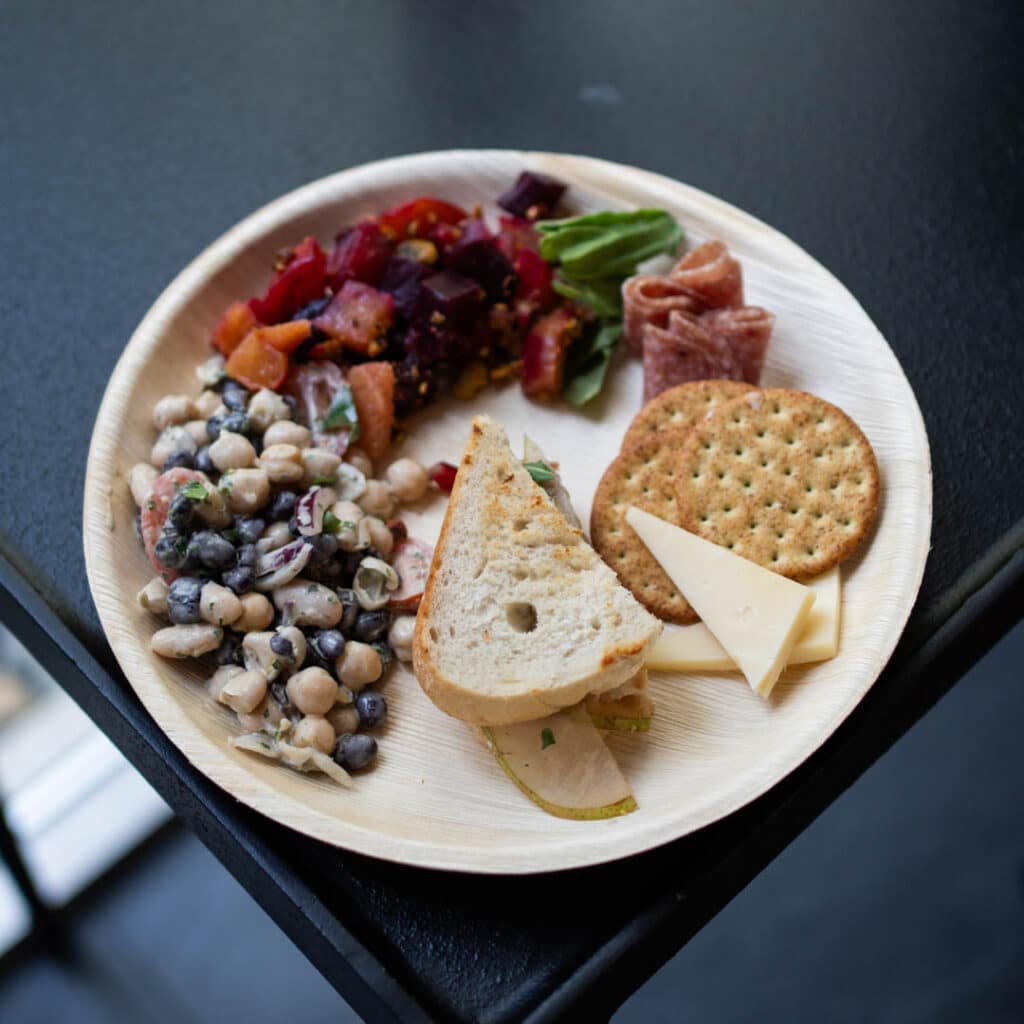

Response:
(2, 2), (1022, 1021)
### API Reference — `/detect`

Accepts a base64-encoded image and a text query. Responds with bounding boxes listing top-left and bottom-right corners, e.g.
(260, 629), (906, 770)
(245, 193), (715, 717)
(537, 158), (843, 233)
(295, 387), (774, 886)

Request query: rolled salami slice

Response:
(642, 311), (742, 401)
(701, 306), (774, 385)
(670, 241), (743, 309)
(622, 275), (701, 355)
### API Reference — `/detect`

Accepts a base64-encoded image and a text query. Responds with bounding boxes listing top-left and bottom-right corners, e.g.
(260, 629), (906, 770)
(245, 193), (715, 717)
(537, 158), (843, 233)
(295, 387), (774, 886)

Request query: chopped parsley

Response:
(540, 727), (556, 750)
(181, 480), (209, 501)
(524, 460), (556, 483)
(318, 384), (361, 441)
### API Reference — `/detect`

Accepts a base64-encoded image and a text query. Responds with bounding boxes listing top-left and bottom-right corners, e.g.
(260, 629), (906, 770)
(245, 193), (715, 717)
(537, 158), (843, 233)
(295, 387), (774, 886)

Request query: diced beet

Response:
(428, 461), (458, 493)
(326, 221), (393, 290)
(497, 171), (568, 220)
(511, 248), (556, 327)
(379, 257), (428, 320)
(420, 271), (486, 323)
(521, 307), (581, 400)
(445, 238), (516, 303)
(249, 236), (327, 324)
(495, 216), (540, 260)
(312, 281), (394, 358)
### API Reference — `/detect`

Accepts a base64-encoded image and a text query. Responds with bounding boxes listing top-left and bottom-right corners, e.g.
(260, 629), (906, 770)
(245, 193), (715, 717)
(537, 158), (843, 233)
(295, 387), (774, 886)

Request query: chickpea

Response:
(256, 520), (292, 555)
(199, 581), (242, 627)
(272, 579), (342, 628)
(137, 577), (169, 617)
(361, 516), (393, 557)
(219, 669), (268, 714)
(290, 715), (335, 754)
(152, 394), (198, 431)
(195, 354), (226, 389)
(128, 463), (158, 507)
(234, 592), (274, 633)
(358, 479), (396, 520)
(194, 388), (223, 418)
(388, 615), (416, 662)
(150, 426), (197, 468)
(335, 641), (382, 691)
(302, 447), (341, 487)
(242, 631), (281, 680)
(183, 419), (210, 447)
(151, 624), (222, 659)
(220, 468), (270, 514)
(385, 458), (428, 503)
(326, 705), (359, 735)
(259, 443), (305, 485)
(237, 697), (284, 734)
(192, 485), (232, 528)
(345, 447), (373, 477)
(247, 388), (292, 433)
(263, 420), (311, 449)
(206, 664), (244, 702)
(286, 667), (339, 716)
(209, 431), (257, 471)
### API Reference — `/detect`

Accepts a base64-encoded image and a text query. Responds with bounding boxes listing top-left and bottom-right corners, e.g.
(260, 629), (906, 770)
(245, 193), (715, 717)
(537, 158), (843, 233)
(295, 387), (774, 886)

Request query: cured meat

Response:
(642, 311), (742, 401)
(622, 275), (702, 356)
(670, 241), (743, 309)
(701, 306), (775, 385)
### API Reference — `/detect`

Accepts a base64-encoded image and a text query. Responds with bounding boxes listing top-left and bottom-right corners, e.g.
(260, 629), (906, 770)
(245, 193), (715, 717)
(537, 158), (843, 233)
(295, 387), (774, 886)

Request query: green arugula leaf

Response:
(523, 460), (556, 483)
(551, 274), (623, 319)
(562, 322), (623, 407)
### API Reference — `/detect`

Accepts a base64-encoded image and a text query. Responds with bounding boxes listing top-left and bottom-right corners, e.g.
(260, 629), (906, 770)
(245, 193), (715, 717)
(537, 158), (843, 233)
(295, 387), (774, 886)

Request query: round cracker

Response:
(591, 431), (699, 624)
(675, 389), (879, 578)
(622, 379), (757, 450)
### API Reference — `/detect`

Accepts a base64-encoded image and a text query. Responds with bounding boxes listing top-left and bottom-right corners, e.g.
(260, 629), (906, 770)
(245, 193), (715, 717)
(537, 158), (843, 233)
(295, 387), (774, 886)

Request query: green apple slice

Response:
(480, 705), (637, 819)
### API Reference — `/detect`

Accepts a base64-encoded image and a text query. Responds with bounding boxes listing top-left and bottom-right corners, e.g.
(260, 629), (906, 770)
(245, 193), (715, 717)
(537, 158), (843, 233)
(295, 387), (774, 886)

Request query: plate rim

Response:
(83, 149), (933, 873)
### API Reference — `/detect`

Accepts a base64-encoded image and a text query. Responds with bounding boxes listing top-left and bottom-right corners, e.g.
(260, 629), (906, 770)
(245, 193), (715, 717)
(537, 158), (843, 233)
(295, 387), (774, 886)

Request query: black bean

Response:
(266, 491), (298, 522)
(221, 381), (250, 411)
(235, 516), (265, 545)
(205, 415), (225, 443)
(221, 410), (250, 436)
(336, 589), (360, 632)
(215, 631), (243, 666)
(333, 733), (377, 771)
(269, 680), (298, 719)
(133, 512), (143, 542)
(353, 609), (389, 643)
(306, 533), (338, 566)
(337, 550), (365, 579)
(167, 576), (203, 624)
(288, 516), (301, 537)
(162, 449), (194, 471)
(167, 492), (195, 531)
(314, 629), (345, 660)
(186, 530), (237, 570)
(154, 529), (186, 569)
(194, 445), (216, 475)
(221, 565), (255, 595)
(370, 640), (394, 672)
(270, 633), (294, 659)
(355, 690), (387, 729)
(236, 543), (257, 567)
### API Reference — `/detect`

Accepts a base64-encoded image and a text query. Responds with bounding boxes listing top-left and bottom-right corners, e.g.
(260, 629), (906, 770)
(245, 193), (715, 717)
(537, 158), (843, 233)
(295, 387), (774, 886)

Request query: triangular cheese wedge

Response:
(649, 567), (841, 671)
(626, 507), (815, 697)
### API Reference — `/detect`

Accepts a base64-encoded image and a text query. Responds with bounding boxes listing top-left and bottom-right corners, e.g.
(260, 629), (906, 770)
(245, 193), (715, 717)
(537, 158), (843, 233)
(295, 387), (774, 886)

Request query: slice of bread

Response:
(413, 416), (662, 725)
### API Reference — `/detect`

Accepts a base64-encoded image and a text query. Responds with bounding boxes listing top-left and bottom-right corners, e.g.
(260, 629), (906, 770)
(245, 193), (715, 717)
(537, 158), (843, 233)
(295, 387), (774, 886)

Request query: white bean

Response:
(199, 581), (242, 626)
(385, 458), (428, 503)
(259, 443), (305, 485)
(290, 716), (335, 754)
(137, 577), (169, 617)
(184, 419), (210, 447)
(263, 420), (311, 449)
(271, 579), (342, 628)
(326, 705), (359, 735)
(194, 389), (223, 418)
(151, 624), (222, 659)
(209, 431), (256, 471)
(219, 669), (268, 714)
(234, 592), (274, 633)
(129, 463), (158, 507)
(150, 426), (197, 468)
(302, 447), (342, 487)
(358, 479), (396, 520)
(206, 664), (244, 702)
(237, 697), (284, 734)
(247, 389), (292, 433)
(335, 642), (382, 691)
(256, 520), (293, 555)
(195, 354), (226, 389)
(331, 500), (366, 552)
(345, 448), (373, 477)
(286, 667), (339, 716)
(219, 468), (270, 514)
(361, 516), (393, 558)
(388, 615), (416, 662)
(152, 394), (198, 431)
(242, 631), (281, 680)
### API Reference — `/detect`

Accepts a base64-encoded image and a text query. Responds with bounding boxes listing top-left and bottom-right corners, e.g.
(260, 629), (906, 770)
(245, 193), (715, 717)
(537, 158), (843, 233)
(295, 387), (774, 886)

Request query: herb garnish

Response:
(181, 480), (209, 501)
(318, 383), (361, 441)
(322, 510), (355, 533)
(524, 460), (556, 483)
(540, 727), (556, 750)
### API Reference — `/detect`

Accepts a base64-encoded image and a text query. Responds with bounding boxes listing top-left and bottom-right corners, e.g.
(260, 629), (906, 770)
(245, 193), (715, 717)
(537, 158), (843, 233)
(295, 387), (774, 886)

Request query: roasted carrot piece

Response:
(348, 361), (395, 462)
(254, 319), (312, 354)
(212, 300), (259, 357)
(225, 332), (289, 390)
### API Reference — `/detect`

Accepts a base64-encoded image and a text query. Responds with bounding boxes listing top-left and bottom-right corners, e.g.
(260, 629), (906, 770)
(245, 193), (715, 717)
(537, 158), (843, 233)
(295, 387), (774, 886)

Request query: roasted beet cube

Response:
(326, 221), (394, 290)
(497, 171), (568, 220)
(445, 239), (516, 303)
(249, 236), (327, 324)
(420, 271), (485, 323)
(312, 281), (394, 357)
(495, 216), (540, 260)
(379, 257), (429, 320)
(511, 249), (556, 328)
(521, 307), (581, 400)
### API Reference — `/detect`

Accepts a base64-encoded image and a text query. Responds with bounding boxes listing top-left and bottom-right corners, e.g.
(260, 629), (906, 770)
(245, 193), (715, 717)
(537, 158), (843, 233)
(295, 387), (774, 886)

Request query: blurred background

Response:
(0, 621), (1020, 1022)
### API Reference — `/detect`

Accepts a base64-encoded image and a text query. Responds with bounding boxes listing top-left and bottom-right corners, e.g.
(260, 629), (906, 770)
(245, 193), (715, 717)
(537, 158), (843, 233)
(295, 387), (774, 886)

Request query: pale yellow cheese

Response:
(648, 567), (841, 671)
(626, 507), (815, 698)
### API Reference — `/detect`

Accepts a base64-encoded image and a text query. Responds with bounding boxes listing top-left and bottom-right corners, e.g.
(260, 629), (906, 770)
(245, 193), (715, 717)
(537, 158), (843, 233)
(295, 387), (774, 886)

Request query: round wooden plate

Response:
(83, 151), (932, 873)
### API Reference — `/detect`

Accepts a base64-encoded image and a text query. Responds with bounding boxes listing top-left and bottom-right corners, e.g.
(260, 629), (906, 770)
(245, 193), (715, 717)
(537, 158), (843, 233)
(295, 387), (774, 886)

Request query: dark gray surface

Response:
(1, 626), (1019, 1024)
(1, 1), (1022, 1021)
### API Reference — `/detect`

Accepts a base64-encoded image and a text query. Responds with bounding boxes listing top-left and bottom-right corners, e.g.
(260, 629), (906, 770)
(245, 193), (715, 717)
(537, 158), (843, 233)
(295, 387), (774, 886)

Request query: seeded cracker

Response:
(675, 389), (879, 578)
(591, 431), (699, 624)
(621, 379), (757, 450)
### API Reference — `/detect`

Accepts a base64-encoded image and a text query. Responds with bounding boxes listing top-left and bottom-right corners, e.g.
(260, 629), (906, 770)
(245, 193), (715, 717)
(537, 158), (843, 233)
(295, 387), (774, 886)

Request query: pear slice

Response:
(480, 705), (637, 819)
(586, 667), (653, 732)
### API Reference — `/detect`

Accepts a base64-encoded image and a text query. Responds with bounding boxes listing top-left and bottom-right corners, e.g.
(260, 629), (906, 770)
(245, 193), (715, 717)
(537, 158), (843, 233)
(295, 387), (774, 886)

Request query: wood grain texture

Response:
(82, 151), (932, 873)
